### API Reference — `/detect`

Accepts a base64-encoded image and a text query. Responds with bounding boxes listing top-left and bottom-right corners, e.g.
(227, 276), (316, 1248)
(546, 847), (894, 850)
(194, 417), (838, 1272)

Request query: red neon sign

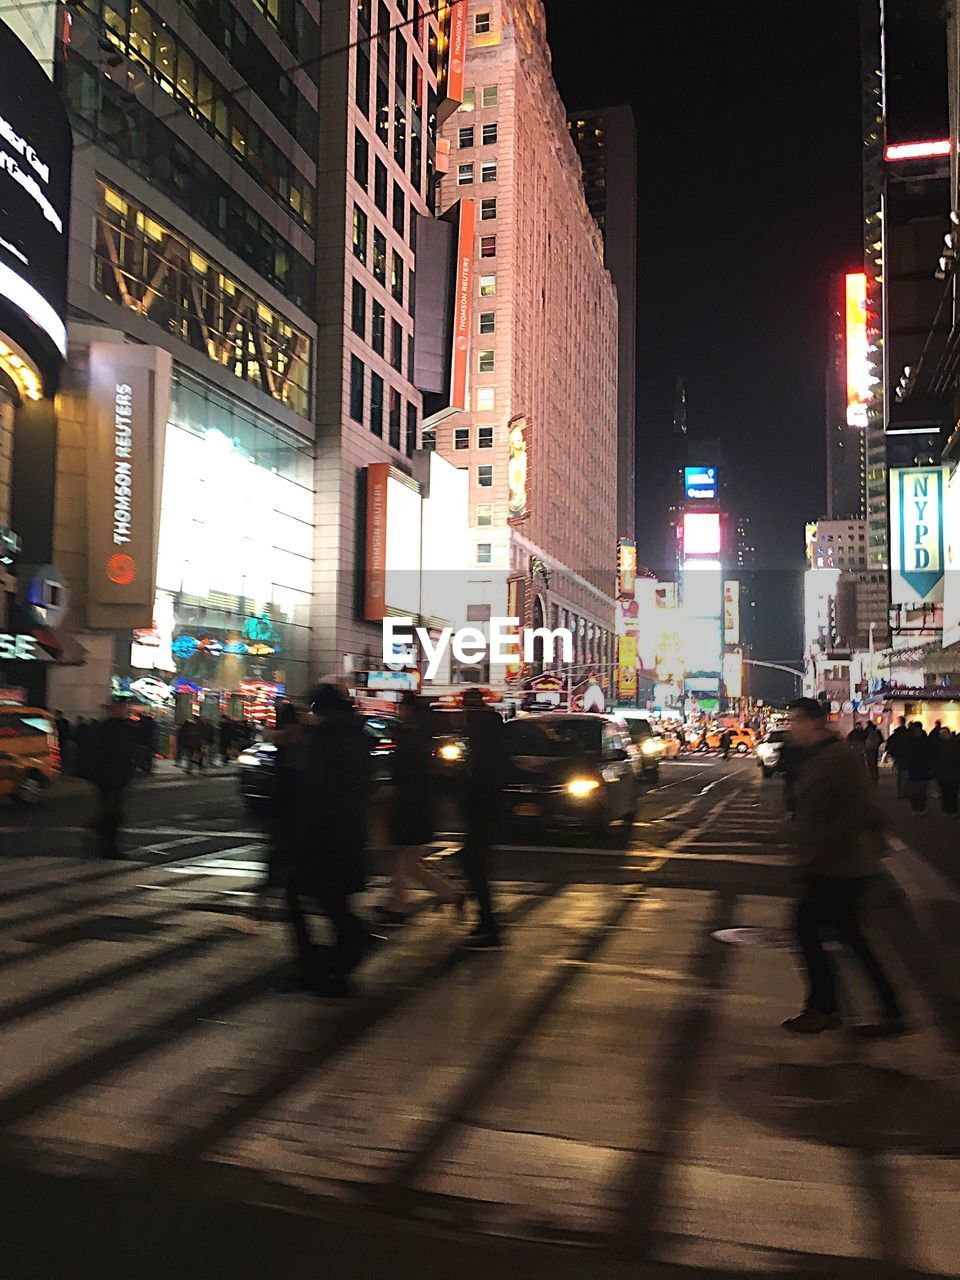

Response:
(884, 139), (951, 162)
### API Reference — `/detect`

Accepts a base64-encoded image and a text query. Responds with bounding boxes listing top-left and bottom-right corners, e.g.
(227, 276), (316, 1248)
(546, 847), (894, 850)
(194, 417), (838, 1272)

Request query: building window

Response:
(356, 44), (371, 114)
(407, 333), (415, 381)
(376, 75), (389, 145)
(475, 12), (491, 34)
(393, 181), (405, 235)
(373, 228), (387, 283)
(477, 502), (492, 526)
(481, 85), (498, 107)
(478, 349), (495, 372)
(455, 427), (469, 450)
(393, 99), (406, 166)
(391, 251), (404, 302)
(391, 318), (403, 371)
(478, 425), (493, 448)
(480, 234), (496, 257)
(351, 279), (366, 338)
(481, 122), (498, 145)
(350, 355), (365, 422)
(374, 158), (388, 212)
(477, 387), (495, 411)
(459, 126), (475, 148)
(457, 163), (474, 185)
(372, 300), (386, 355)
(370, 371), (384, 437)
(354, 129), (369, 188)
(479, 274), (496, 296)
(480, 162), (497, 183)
(389, 388), (401, 448)
(406, 400), (417, 456)
(481, 197), (497, 220)
(479, 311), (495, 334)
(422, 427), (436, 450)
(477, 543), (492, 565)
(478, 464), (493, 487)
(353, 205), (368, 262)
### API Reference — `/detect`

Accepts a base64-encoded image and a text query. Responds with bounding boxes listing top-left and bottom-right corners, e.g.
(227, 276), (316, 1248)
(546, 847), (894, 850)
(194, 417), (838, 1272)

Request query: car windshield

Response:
(621, 719), (653, 744)
(504, 719), (601, 757)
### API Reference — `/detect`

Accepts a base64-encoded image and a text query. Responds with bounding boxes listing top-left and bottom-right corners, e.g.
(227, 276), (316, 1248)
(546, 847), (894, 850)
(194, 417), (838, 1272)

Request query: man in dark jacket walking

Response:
(885, 716), (909, 798)
(89, 700), (137, 858)
(783, 698), (905, 1037)
(459, 688), (509, 948)
(285, 685), (376, 996)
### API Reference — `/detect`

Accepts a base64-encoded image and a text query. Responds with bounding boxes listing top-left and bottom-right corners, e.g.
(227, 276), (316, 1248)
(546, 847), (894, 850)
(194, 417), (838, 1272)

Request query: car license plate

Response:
(514, 802), (540, 818)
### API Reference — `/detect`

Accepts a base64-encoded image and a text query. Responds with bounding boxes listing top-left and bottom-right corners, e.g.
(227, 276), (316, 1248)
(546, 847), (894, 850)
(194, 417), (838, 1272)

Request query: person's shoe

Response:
(853, 1017), (910, 1038)
(462, 928), (503, 950)
(781, 1009), (842, 1034)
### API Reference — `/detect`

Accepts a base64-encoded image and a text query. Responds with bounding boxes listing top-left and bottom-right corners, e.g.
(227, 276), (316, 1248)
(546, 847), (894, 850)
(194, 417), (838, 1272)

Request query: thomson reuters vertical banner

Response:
(450, 198), (476, 412)
(86, 343), (171, 629)
(364, 462), (390, 621)
(437, 0), (467, 122)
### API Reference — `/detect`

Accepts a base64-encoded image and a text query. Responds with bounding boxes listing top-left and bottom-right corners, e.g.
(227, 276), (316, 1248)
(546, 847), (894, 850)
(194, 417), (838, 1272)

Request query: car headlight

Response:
(438, 742), (463, 762)
(237, 752), (260, 767)
(567, 776), (601, 798)
(641, 739), (663, 756)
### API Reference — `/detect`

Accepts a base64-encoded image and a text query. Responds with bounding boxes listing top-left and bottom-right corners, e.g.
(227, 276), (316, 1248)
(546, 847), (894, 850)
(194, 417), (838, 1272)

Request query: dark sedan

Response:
(502, 713), (637, 844)
(237, 713), (399, 813)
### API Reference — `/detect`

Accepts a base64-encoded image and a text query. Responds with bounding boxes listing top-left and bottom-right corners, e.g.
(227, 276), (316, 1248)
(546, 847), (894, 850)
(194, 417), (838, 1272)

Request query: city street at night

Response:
(1, 760), (959, 1279)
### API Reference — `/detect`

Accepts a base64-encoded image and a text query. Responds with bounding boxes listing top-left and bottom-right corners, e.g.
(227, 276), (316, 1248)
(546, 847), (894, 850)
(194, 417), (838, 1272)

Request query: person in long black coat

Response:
(89, 701), (137, 858)
(284, 684), (376, 996)
(459, 688), (509, 947)
(377, 692), (463, 925)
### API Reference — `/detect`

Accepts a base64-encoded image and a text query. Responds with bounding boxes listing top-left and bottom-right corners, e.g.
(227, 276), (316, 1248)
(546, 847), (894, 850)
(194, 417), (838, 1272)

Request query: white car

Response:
(756, 728), (790, 779)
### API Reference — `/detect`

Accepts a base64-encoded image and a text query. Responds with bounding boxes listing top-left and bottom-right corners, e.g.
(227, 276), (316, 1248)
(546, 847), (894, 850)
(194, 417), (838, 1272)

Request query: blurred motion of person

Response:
(459, 687), (509, 948)
(719, 727), (733, 760)
(864, 721), (883, 785)
(935, 727), (960, 819)
(266, 700), (304, 891)
(285, 684), (377, 996)
(777, 730), (804, 817)
(846, 720), (867, 774)
(781, 698), (905, 1038)
(885, 715), (909, 799)
(89, 700), (137, 859)
(134, 710), (157, 773)
(219, 715), (234, 764)
(377, 692), (464, 926)
(902, 721), (932, 816)
(53, 709), (70, 768)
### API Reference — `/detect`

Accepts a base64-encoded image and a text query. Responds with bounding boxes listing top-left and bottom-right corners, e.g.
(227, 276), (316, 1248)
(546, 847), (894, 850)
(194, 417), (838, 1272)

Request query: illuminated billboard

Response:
(684, 466), (717, 500)
(724, 580), (741, 644)
(682, 559), (722, 618)
(683, 616), (722, 674)
(845, 272), (869, 428)
(890, 466), (947, 607)
(507, 415), (530, 523)
(682, 511), (721, 557)
(616, 538), (637, 598)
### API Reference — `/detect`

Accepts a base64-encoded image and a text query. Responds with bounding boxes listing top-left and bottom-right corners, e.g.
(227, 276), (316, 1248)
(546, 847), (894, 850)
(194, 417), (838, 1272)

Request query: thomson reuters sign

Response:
(86, 343), (172, 629)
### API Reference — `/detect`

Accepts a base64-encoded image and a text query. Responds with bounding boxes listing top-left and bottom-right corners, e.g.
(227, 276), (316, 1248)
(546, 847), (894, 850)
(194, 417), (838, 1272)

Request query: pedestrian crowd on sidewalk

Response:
(884, 715), (960, 817)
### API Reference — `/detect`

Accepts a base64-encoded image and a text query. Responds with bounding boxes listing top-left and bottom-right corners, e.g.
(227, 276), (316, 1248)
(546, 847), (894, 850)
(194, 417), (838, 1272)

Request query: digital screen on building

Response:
(684, 466), (717, 499)
(682, 560), (722, 618)
(845, 272), (869, 428)
(682, 511), (721, 557)
(0, 20), (72, 386)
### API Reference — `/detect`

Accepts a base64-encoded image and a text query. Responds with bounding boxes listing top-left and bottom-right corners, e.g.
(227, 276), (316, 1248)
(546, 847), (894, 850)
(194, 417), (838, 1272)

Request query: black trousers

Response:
(95, 785), (126, 857)
(285, 886), (368, 981)
(460, 801), (499, 933)
(938, 776), (959, 814)
(795, 875), (902, 1019)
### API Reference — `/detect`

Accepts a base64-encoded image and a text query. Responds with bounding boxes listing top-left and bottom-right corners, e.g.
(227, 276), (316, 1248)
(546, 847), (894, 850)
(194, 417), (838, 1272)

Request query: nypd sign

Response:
(891, 466), (947, 607)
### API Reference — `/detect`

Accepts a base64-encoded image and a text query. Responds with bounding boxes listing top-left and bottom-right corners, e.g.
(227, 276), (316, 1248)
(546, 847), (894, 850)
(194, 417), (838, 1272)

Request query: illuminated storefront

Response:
(115, 369), (313, 718)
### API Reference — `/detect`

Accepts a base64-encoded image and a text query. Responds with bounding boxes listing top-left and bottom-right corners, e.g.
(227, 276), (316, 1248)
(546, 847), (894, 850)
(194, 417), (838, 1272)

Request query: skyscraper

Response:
(825, 272), (867, 520)
(568, 104), (637, 540)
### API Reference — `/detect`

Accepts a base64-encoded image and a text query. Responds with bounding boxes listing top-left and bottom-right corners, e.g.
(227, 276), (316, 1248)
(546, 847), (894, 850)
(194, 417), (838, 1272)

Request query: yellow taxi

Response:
(702, 726), (757, 755)
(0, 706), (61, 804)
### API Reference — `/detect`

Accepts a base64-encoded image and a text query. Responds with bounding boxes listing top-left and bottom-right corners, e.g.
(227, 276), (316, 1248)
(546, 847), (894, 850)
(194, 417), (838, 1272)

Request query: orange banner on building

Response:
(450, 198), (476, 412)
(364, 462), (390, 621)
(437, 0), (467, 123)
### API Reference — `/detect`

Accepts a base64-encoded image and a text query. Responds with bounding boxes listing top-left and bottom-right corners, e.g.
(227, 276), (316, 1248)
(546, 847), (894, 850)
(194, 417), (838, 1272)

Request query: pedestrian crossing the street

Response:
(0, 825), (958, 1276)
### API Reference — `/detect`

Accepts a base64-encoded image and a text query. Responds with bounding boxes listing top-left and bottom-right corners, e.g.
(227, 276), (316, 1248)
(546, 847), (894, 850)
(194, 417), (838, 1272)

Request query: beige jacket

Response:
(791, 736), (886, 877)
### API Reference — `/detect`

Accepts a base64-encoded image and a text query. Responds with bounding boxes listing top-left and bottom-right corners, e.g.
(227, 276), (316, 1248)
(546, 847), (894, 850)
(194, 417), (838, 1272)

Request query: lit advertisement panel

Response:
(385, 473), (423, 618)
(942, 466), (960, 647)
(682, 559), (722, 618)
(616, 538), (637, 598)
(507, 415), (530, 523)
(845, 272), (869, 428)
(724, 580), (741, 644)
(683, 616), (722, 674)
(682, 511), (721, 557)
(890, 466), (947, 607)
(884, 139), (951, 161)
(684, 466), (717, 499)
(723, 651), (743, 698)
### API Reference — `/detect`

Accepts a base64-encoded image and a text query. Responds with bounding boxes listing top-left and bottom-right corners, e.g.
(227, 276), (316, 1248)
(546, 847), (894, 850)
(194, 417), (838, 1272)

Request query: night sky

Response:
(547, 0), (864, 700)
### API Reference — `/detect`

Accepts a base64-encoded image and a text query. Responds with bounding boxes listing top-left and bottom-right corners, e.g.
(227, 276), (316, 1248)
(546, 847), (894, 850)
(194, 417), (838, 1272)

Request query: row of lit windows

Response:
(458, 123), (498, 148)
(349, 354), (418, 455)
(88, 0), (318, 229)
(457, 162), (498, 184)
(94, 180), (312, 416)
(460, 85), (500, 111)
(454, 425), (495, 449)
(62, 52), (314, 313)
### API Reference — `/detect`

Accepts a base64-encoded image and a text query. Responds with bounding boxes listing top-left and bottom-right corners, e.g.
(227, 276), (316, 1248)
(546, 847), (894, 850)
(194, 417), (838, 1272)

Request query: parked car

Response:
(237, 712), (399, 813)
(756, 727), (790, 779)
(503, 713), (637, 843)
(0, 707), (60, 805)
(608, 711), (664, 782)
